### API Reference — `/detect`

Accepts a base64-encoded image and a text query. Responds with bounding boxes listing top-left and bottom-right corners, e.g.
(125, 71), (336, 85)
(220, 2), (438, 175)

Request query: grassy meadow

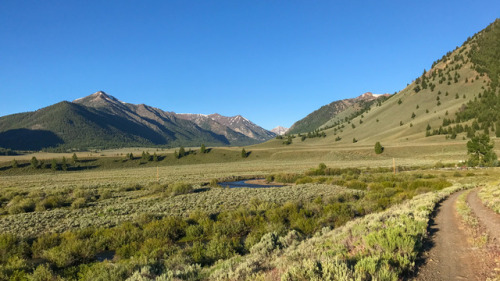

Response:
(0, 142), (499, 280)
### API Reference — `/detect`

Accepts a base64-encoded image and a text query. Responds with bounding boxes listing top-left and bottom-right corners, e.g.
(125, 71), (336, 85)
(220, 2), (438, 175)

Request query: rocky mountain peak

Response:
(271, 126), (288, 135)
(73, 91), (122, 107)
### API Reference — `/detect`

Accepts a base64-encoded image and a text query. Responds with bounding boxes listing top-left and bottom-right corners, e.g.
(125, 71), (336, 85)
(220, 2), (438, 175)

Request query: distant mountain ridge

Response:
(0, 91), (275, 150)
(288, 92), (390, 134)
(177, 113), (275, 143)
(271, 126), (288, 135)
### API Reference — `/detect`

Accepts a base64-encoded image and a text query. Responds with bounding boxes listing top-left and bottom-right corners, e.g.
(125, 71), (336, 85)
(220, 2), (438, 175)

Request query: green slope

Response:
(0, 102), (231, 150)
(265, 19), (499, 149)
(288, 93), (388, 135)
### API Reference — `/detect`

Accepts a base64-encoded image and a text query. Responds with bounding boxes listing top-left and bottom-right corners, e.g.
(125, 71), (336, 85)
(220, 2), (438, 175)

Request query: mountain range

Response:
(0, 92), (275, 150)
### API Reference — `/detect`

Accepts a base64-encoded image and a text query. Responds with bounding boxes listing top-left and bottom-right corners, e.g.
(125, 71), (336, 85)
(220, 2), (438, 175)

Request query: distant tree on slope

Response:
(374, 142), (384, 154)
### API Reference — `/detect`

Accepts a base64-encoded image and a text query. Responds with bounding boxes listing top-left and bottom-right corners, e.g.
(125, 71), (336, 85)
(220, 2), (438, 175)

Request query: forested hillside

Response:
(0, 92), (275, 150)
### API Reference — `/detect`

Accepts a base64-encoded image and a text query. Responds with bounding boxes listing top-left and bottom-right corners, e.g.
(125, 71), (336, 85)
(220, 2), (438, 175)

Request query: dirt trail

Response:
(414, 190), (498, 281)
(467, 189), (500, 243)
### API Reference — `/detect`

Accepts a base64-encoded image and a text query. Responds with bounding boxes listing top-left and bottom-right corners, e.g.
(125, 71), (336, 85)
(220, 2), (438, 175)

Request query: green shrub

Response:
(36, 195), (67, 211)
(147, 183), (166, 193)
(143, 217), (187, 241)
(98, 189), (113, 199)
(76, 261), (130, 281)
(345, 180), (367, 190)
(0, 234), (28, 263)
(8, 197), (35, 214)
(32, 233), (61, 259)
(265, 174), (275, 183)
(41, 232), (95, 267)
(275, 173), (301, 183)
(205, 234), (240, 262)
(209, 178), (220, 188)
(295, 177), (313, 185)
(250, 232), (282, 256)
(29, 264), (57, 281)
(169, 182), (193, 196)
(71, 198), (86, 209)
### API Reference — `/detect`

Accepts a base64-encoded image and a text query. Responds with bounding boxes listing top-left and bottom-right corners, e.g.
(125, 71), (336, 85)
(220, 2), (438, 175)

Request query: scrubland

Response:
(0, 148), (497, 280)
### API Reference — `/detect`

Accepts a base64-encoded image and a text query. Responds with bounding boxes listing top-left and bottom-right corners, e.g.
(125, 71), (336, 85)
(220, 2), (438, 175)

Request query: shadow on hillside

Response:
(0, 129), (64, 150)
(68, 165), (99, 171)
(0, 163), (31, 171)
(76, 159), (97, 163)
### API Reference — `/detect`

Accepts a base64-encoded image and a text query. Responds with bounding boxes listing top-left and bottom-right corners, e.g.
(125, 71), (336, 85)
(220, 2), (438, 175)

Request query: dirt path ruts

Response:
(467, 189), (500, 243)
(414, 191), (479, 280)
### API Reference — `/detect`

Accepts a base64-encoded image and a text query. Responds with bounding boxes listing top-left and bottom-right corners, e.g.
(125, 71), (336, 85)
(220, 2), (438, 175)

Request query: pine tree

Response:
(62, 157), (67, 171)
(30, 156), (39, 169)
(200, 144), (206, 154)
(241, 148), (247, 158)
(374, 142), (384, 154)
(467, 134), (497, 167)
(178, 147), (185, 158)
(153, 152), (158, 162)
(72, 153), (78, 164)
(51, 159), (58, 171)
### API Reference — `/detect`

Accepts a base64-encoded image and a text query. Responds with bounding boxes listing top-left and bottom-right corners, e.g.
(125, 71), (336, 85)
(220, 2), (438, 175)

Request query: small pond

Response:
(219, 179), (283, 189)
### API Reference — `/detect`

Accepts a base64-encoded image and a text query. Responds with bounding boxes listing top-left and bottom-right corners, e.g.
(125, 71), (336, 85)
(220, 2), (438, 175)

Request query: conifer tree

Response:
(62, 157), (67, 171)
(51, 159), (58, 171)
(467, 134), (497, 167)
(178, 147), (185, 158)
(374, 142), (384, 154)
(30, 156), (39, 169)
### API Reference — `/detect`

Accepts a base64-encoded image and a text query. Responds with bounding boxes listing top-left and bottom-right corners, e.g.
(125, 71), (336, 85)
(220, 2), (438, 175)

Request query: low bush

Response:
(71, 198), (86, 209)
(275, 173), (301, 183)
(295, 177), (313, 185)
(168, 182), (193, 196)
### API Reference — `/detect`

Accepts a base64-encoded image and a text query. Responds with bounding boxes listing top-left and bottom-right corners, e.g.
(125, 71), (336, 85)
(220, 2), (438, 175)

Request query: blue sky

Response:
(1, 1), (498, 130)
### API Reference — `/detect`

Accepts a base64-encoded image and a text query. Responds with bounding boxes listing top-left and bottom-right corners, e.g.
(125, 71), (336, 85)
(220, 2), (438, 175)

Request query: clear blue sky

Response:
(1, 1), (498, 130)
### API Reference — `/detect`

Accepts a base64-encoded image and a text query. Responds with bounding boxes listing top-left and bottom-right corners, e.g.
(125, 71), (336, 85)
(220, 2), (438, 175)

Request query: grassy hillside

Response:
(274, 19), (499, 150)
(288, 93), (387, 135)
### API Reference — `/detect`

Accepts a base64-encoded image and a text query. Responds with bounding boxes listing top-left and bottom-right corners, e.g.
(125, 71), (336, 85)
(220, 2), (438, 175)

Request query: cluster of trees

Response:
(467, 133), (497, 167)
(28, 156), (69, 171)
(139, 151), (159, 162)
(298, 130), (326, 141)
(282, 135), (294, 145)
(469, 19), (500, 89)
(0, 147), (18, 155)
